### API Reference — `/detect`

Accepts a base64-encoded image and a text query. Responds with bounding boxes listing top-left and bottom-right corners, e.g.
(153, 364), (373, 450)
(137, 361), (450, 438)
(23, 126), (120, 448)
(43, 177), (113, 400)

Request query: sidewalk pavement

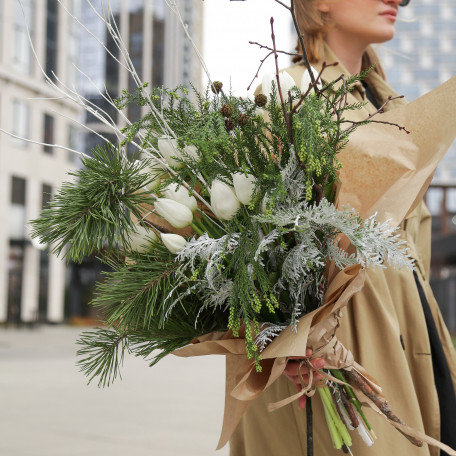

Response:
(0, 326), (230, 456)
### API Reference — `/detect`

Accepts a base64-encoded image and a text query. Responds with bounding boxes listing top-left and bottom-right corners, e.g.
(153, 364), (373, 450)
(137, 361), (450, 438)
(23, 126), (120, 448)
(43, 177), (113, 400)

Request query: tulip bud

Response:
(255, 108), (265, 119)
(161, 233), (187, 254)
(210, 179), (240, 221)
(154, 198), (193, 229)
(262, 71), (297, 101)
(183, 144), (199, 161)
(163, 183), (198, 212)
(300, 66), (321, 92)
(232, 172), (256, 205)
(157, 136), (182, 169)
(135, 160), (162, 191)
(129, 225), (157, 252)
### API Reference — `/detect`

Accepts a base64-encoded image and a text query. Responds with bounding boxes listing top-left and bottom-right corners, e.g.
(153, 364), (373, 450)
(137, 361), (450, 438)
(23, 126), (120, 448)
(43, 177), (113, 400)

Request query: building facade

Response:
(379, 0), (456, 185)
(0, 0), (204, 324)
(0, 0), (82, 324)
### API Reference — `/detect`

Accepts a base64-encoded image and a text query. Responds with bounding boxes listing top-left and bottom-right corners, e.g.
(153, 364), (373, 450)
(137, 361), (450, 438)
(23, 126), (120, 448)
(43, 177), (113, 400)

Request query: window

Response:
(67, 124), (79, 163)
(38, 184), (52, 322)
(12, 100), (30, 147)
(67, 0), (80, 87)
(9, 176), (26, 239)
(45, 0), (58, 79)
(152, 1), (165, 87)
(43, 114), (54, 154)
(14, 0), (34, 74)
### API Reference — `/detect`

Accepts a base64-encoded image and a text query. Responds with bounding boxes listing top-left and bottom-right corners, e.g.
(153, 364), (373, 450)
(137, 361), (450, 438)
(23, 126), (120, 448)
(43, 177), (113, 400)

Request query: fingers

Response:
(283, 357), (325, 376)
(284, 371), (324, 386)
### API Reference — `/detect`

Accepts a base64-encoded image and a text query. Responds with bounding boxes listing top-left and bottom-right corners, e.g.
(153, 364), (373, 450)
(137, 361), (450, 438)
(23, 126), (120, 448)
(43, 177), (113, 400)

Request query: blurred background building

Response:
(379, 0), (456, 332)
(0, 0), (455, 329)
(0, 0), (203, 325)
(0, 0), (82, 324)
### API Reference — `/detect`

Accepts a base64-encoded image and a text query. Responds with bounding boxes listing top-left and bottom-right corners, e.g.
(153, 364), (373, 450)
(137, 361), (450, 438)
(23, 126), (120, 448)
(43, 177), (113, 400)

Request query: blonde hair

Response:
(293, 1), (386, 79)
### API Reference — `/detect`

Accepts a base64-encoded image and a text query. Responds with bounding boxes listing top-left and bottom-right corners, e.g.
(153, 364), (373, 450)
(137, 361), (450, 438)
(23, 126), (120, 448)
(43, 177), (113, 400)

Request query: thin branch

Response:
(0, 127), (90, 159)
(342, 95), (409, 134)
(270, 17), (293, 144)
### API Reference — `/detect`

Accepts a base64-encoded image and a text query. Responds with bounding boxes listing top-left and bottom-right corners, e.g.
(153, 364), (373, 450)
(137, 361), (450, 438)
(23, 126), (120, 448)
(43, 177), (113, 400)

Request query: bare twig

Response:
(344, 369), (423, 447)
(270, 17), (293, 144)
(342, 95), (409, 134)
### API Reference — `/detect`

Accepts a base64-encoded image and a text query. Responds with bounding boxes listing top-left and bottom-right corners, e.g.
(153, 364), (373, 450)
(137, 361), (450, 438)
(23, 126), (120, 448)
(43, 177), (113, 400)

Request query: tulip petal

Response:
(161, 233), (187, 254)
(129, 225), (157, 252)
(232, 172), (256, 205)
(210, 179), (241, 221)
(154, 198), (193, 228)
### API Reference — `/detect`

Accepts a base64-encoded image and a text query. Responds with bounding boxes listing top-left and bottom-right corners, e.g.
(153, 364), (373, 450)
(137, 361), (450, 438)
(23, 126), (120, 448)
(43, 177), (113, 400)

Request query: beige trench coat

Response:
(230, 45), (456, 456)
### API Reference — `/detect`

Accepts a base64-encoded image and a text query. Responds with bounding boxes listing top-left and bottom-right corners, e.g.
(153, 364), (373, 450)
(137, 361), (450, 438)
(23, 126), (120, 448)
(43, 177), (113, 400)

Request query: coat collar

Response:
(285, 43), (406, 113)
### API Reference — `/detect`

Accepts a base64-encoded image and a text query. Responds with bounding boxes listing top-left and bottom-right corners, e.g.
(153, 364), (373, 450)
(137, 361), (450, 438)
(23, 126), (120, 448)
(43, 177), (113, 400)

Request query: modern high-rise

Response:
(379, 0), (456, 183)
(79, 0), (204, 155)
(0, 0), (204, 324)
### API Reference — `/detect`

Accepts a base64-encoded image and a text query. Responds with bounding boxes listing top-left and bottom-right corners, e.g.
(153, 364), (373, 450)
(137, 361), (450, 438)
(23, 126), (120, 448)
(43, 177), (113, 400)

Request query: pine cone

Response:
(211, 81), (223, 94)
(238, 113), (249, 126)
(254, 94), (267, 107)
(220, 104), (234, 118)
(225, 119), (235, 131)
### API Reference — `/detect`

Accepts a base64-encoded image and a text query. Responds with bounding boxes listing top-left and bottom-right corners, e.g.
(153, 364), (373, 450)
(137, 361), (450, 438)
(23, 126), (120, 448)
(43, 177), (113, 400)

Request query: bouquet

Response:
(30, 1), (456, 454)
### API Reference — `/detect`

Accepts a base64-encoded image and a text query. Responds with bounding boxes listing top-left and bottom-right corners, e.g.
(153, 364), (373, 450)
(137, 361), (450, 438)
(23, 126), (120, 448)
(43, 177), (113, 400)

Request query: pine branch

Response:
(76, 328), (129, 388)
(94, 246), (181, 331)
(30, 146), (154, 262)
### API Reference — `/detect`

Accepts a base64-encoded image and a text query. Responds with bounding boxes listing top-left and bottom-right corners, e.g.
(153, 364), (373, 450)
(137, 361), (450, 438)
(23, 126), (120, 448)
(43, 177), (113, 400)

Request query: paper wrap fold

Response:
(336, 76), (456, 226)
(173, 78), (456, 450)
(174, 265), (365, 448)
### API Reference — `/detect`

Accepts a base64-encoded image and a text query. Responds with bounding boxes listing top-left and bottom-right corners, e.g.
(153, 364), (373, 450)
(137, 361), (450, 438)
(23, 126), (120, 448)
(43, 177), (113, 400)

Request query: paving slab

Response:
(0, 326), (230, 456)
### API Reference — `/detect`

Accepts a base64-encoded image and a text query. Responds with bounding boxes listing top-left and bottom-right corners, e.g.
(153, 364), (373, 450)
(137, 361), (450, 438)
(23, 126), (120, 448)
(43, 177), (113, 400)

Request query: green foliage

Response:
(33, 64), (410, 385)
(30, 146), (154, 262)
(93, 243), (181, 331)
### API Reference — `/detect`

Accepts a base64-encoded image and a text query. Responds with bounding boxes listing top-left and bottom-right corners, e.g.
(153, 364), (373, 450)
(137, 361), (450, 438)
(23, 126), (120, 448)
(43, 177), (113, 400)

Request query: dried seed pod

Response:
(254, 93), (267, 107)
(238, 113), (249, 126)
(211, 81), (223, 94)
(220, 104), (234, 118)
(225, 119), (235, 131)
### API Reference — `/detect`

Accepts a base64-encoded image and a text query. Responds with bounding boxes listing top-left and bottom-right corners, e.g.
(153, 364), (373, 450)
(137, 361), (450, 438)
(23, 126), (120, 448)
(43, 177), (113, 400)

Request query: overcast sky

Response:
(202, 0), (295, 96)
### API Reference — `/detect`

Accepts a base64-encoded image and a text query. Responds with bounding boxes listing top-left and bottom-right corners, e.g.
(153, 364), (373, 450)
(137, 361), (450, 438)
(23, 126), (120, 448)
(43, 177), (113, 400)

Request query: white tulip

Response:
(232, 172), (256, 205)
(300, 66), (321, 92)
(183, 144), (199, 161)
(255, 108), (265, 119)
(135, 160), (162, 191)
(210, 179), (240, 221)
(157, 136), (182, 168)
(262, 71), (297, 101)
(163, 183), (198, 212)
(161, 233), (187, 254)
(129, 225), (157, 252)
(154, 198), (193, 228)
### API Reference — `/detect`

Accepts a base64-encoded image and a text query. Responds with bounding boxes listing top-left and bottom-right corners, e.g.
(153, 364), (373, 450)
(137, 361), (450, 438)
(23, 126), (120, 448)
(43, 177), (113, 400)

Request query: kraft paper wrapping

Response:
(336, 76), (456, 226)
(172, 78), (456, 448)
(174, 265), (366, 449)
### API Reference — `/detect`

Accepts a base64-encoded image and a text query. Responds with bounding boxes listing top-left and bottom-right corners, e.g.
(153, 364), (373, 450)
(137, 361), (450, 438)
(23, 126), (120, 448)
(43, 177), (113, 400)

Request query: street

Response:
(0, 326), (230, 456)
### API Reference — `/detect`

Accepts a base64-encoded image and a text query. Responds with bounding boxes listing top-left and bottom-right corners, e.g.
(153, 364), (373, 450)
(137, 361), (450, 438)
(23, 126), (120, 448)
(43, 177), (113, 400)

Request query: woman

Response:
(229, 1), (456, 455)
